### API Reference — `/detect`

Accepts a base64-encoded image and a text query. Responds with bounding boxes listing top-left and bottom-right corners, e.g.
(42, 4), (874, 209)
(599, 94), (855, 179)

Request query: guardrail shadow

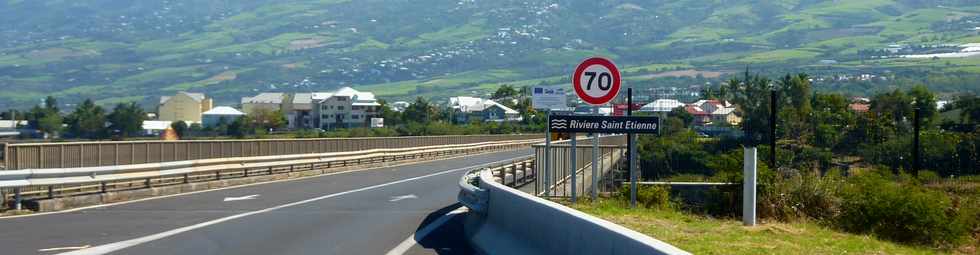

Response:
(411, 203), (475, 255)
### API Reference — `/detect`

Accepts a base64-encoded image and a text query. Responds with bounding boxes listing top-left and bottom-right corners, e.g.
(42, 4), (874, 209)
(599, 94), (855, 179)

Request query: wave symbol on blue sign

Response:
(550, 119), (567, 129)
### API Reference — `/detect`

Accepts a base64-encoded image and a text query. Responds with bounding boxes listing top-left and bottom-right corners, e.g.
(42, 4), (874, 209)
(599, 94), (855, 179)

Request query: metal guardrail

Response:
(2, 138), (542, 210)
(2, 134), (542, 170)
(458, 156), (535, 213)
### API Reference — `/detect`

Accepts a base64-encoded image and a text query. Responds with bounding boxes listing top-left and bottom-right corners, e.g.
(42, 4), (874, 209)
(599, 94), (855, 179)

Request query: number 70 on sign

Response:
(573, 57), (621, 105)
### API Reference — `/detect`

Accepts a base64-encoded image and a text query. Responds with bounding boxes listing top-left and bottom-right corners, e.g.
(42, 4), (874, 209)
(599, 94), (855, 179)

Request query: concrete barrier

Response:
(461, 167), (690, 255)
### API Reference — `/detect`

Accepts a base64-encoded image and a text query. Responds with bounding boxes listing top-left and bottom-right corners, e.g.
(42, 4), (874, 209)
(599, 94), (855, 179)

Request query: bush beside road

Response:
(571, 199), (962, 255)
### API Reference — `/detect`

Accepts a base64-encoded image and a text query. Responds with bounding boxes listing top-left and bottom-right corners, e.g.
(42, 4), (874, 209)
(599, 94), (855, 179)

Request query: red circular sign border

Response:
(572, 57), (621, 105)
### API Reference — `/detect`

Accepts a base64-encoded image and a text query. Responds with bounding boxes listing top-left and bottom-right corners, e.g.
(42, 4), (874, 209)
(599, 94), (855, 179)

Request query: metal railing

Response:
(458, 156), (536, 213)
(533, 135), (628, 198)
(1, 138), (542, 211)
(2, 134), (542, 170)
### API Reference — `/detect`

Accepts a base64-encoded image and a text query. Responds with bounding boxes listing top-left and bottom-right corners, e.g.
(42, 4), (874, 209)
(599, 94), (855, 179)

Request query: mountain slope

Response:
(0, 0), (978, 108)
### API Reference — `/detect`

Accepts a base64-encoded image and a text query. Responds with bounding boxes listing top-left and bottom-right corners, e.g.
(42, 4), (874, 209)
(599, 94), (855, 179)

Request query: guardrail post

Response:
(268, 166), (273, 175)
(48, 186), (54, 199)
(145, 178), (152, 188)
(216, 171), (221, 180)
(101, 182), (107, 193)
(184, 173), (190, 184)
(14, 188), (21, 210)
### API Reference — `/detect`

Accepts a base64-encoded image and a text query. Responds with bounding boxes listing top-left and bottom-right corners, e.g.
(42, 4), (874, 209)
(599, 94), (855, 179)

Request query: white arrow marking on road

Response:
(39, 245), (91, 252)
(223, 195), (260, 202)
(388, 194), (418, 202)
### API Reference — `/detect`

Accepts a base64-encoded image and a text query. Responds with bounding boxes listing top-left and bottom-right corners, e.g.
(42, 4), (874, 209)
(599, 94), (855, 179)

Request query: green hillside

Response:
(0, 0), (979, 108)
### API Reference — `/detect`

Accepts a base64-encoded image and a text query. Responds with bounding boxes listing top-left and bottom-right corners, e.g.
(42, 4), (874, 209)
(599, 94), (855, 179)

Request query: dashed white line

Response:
(56, 156), (527, 255)
(39, 245), (90, 252)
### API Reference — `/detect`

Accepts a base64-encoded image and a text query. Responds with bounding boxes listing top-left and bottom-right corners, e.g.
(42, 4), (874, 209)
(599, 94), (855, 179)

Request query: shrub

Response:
(759, 170), (843, 222)
(836, 172), (970, 246)
(618, 185), (672, 210)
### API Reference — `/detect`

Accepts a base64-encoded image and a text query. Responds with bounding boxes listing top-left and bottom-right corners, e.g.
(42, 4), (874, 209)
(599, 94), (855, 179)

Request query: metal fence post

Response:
(743, 147), (758, 226)
(571, 133), (577, 203)
(14, 188), (21, 210)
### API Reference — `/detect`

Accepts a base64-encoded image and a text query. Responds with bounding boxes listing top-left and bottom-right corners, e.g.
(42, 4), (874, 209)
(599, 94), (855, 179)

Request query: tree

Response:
(227, 117), (247, 138)
(728, 71), (776, 146)
(171, 121), (189, 138)
(668, 106), (694, 126)
(950, 94), (980, 125)
(245, 108), (287, 131)
(403, 97), (438, 124)
(778, 73), (813, 144)
(66, 99), (107, 139)
(492, 84), (518, 100)
(44, 96), (59, 112)
(907, 85), (938, 128)
(28, 96), (63, 137)
(108, 102), (146, 137)
(871, 89), (913, 132)
(37, 113), (63, 137)
(377, 100), (403, 126)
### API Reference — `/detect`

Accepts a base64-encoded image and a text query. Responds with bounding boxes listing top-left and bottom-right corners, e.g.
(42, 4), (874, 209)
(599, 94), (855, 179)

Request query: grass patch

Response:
(739, 49), (822, 63)
(571, 199), (945, 255)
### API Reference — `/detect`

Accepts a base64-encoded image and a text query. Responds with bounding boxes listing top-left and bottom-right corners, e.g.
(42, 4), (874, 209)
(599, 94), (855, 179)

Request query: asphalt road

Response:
(0, 149), (533, 255)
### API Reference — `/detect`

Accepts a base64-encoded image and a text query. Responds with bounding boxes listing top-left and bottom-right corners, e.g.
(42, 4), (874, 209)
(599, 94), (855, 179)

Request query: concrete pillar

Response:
(743, 147), (757, 226)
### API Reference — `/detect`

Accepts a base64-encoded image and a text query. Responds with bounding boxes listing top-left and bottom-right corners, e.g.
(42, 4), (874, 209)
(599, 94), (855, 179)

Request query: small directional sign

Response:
(549, 115), (660, 134)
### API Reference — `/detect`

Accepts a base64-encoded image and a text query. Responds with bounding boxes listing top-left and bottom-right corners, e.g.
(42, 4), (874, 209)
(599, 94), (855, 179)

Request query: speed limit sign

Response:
(572, 57), (621, 105)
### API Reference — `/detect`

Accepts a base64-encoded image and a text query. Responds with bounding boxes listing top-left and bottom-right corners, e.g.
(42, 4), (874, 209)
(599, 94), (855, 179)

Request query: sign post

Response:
(571, 57), (620, 203)
(591, 107), (599, 201)
(532, 87), (566, 197)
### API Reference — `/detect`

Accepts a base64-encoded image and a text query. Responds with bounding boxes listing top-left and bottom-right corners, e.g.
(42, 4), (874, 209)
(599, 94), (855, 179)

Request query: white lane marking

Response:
(57, 156), (527, 255)
(385, 207), (468, 255)
(222, 194), (260, 202)
(0, 149), (527, 220)
(38, 245), (90, 252)
(388, 194), (418, 202)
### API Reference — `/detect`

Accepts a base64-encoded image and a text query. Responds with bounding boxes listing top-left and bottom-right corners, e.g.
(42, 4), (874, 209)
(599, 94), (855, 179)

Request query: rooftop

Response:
(203, 106), (245, 116)
(242, 93), (285, 104)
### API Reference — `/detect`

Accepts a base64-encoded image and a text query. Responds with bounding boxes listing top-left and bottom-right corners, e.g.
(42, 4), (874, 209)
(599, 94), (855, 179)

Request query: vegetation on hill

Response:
(1, 1), (979, 108)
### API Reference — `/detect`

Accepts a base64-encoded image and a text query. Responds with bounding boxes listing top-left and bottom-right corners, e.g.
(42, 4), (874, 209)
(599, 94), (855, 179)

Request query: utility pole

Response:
(769, 90), (777, 170)
(912, 106), (921, 177)
(627, 88), (637, 208)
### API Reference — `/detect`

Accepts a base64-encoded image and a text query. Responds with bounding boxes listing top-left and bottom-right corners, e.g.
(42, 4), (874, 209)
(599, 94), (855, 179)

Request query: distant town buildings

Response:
(202, 106), (246, 127)
(237, 87), (381, 130)
(685, 99), (741, 127)
(283, 93), (314, 129)
(640, 99), (685, 112)
(448, 96), (522, 123)
(312, 87), (380, 129)
(158, 92), (213, 123)
(241, 93), (285, 115)
(389, 101), (410, 113)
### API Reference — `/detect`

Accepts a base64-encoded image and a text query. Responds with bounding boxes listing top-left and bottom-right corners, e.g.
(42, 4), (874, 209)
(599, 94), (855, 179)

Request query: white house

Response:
(640, 99), (686, 112)
(141, 120), (172, 136)
(313, 87), (381, 129)
(202, 106), (246, 127)
(449, 96), (522, 123)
